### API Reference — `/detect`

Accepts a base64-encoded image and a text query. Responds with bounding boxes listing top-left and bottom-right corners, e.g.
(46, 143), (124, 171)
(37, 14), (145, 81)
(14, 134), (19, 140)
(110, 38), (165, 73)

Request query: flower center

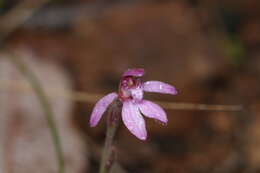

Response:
(118, 76), (143, 102)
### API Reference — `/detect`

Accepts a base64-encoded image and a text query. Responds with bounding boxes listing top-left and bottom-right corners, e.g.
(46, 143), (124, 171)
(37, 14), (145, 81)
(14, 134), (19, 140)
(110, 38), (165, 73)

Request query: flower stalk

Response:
(99, 100), (121, 173)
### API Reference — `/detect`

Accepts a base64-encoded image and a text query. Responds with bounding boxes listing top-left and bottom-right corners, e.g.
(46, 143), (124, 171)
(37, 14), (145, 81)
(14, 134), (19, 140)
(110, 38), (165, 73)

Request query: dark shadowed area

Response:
(0, 0), (260, 172)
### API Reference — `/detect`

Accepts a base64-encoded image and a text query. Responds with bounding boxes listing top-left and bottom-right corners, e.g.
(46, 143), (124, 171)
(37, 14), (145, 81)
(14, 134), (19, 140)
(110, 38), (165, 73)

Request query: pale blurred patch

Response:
(0, 49), (88, 173)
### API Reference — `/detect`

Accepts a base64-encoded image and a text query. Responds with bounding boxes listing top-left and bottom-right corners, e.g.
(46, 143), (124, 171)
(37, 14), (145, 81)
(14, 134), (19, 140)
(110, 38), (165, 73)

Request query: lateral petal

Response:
(143, 81), (177, 95)
(89, 92), (118, 127)
(122, 101), (147, 140)
(138, 100), (168, 124)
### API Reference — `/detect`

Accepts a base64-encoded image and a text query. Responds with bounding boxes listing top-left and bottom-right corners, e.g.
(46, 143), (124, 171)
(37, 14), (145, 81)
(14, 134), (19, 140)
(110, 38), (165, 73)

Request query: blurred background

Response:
(0, 0), (259, 172)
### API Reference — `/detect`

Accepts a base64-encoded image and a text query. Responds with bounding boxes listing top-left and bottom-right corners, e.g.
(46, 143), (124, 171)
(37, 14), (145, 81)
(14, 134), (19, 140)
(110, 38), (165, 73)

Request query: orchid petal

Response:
(89, 92), (118, 127)
(138, 100), (168, 123)
(143, 81), (177, 95)
(122, 101), (147, 140)
(123, 68), (145, 77)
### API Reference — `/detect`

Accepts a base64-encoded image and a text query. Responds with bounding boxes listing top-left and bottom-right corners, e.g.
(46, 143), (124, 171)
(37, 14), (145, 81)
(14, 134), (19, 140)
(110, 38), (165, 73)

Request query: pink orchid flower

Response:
(89, 68), (177, 140)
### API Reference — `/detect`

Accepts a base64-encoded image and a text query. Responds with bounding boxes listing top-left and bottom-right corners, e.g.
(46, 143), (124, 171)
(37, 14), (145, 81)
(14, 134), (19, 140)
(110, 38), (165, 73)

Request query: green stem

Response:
(99, 101), (120, 173)
(7, 53), (65, 173)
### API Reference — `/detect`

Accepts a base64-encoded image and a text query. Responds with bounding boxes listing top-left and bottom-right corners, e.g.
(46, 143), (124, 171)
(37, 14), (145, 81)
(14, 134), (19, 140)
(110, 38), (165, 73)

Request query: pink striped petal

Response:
(138, 100), (168, 123)
(89, 92), (118, 127)
(122, 101), (147, 140)
(143, 81), (177, 95)
(123, 68), (145, 77)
